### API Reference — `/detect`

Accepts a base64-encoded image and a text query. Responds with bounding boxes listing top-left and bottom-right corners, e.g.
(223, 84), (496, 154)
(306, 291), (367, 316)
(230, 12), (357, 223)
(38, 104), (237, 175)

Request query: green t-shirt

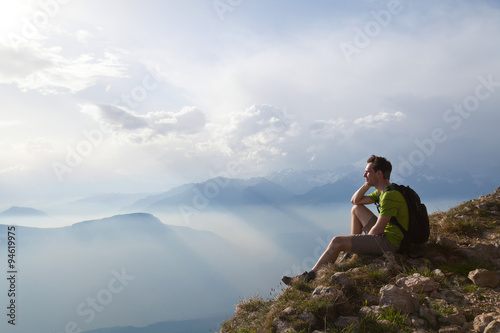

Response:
(368, 185), (409, 248)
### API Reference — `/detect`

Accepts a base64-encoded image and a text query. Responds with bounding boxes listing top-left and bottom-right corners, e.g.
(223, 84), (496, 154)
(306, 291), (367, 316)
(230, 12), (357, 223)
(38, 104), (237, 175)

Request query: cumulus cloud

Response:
(75, 30), (93, 45)
(304, 110), (410, 166)
(78, 103), (302, 167)
(229, 105), (297, 136)
(310, 118), (346, 139)
(308, 111), (405, 142)
(80, 104), (206, 141)
(78, 103), (408, 172)
(222, 104), (301, 158)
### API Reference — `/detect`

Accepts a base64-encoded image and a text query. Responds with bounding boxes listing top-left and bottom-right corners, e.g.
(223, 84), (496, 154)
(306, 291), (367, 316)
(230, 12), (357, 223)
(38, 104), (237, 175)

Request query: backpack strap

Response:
(374, 184), (409, 251)
(373, 183), (396, 213)
(389, 216), (408, 239)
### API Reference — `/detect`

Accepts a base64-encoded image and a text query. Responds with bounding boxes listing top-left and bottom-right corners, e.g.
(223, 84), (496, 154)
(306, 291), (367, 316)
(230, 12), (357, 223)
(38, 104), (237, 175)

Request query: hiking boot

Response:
(338, 252), (352, 263)
(281, 271), (316, 286)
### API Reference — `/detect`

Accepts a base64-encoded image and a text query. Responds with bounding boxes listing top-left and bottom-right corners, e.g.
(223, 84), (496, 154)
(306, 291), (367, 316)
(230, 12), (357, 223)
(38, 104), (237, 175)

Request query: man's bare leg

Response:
(351, 204), (376, 234)
(332, 205), (377, 265)
(311, 235), (351, 273)
(282, 205), (377, 285)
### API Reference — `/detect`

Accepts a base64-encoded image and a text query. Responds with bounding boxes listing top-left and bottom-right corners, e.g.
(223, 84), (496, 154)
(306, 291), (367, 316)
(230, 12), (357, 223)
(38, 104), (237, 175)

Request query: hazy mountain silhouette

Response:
(125, 177), (294, 213)
(0, 213), (255, 333)
(43, 167), (495, 223)
(0, 206), (47, 217)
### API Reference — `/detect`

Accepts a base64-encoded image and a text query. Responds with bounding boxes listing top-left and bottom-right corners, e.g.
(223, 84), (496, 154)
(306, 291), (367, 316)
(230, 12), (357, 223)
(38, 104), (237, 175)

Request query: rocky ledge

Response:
(220, 187), (500, 333)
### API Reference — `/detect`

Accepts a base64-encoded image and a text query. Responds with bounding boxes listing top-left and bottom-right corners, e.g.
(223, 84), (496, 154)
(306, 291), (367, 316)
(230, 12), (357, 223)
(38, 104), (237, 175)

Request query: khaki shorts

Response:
(351, 216), (398, 255)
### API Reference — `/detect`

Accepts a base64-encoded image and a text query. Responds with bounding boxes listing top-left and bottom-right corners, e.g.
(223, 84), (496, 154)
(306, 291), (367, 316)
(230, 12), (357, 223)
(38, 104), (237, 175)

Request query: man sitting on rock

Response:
(282, 155), (409, 285)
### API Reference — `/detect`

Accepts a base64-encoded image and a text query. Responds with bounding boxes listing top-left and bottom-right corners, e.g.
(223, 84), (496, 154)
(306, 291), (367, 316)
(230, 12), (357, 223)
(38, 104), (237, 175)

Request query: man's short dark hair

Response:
(367, 155), (392, 179)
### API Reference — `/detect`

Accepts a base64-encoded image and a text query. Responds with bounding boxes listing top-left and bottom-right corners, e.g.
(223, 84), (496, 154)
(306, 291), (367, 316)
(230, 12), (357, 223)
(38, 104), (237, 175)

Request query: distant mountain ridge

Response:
(0, 206), (47, 217)
(119, 167), (489, 214)
(123, 176), (295, 213)
(45, 167), (498, 218)
(264, 168), (350, 194)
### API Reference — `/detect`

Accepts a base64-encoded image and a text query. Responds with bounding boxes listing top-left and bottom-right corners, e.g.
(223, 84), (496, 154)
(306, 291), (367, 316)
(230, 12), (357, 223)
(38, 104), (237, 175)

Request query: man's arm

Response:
(351, 182), (374, 205)
(367, 215), (391, 235)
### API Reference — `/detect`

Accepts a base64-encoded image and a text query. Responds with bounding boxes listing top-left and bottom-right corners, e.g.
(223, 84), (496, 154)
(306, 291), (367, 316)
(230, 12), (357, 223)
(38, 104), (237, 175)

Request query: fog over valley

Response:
(0, 170), (486, 332)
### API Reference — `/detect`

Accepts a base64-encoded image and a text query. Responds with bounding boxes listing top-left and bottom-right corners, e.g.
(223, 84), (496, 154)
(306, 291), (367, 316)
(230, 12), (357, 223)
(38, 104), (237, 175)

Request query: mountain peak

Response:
(265, 168), (352, 195)
(72, 212), (165, 230)
(0, 206), (47, 217)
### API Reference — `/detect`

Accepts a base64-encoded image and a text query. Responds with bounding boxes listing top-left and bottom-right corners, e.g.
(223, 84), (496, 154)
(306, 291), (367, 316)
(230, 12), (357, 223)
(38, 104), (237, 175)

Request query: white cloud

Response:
(1, 1), (500, 203)
(83, 104), (147, 130)
(0, 42), (127, 94)
(220, 105), (301, 160)
(308, 111), (406, 142)
(228, 105), (297, 137)
(354, 111), (406, 128)
(80, 104), (207, 142)
(86, 104), (305, 171)
(75, 30), (93, 45)
(310, 118), (346, 139)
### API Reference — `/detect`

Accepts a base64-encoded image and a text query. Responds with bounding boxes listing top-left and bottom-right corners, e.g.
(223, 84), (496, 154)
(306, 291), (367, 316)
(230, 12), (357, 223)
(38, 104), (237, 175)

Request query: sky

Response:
(0, 0), (499, 207)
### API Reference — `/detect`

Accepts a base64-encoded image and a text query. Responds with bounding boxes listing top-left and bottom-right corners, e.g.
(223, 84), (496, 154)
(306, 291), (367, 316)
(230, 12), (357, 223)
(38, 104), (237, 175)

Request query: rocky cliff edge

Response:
(220, 187), (500, 333)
